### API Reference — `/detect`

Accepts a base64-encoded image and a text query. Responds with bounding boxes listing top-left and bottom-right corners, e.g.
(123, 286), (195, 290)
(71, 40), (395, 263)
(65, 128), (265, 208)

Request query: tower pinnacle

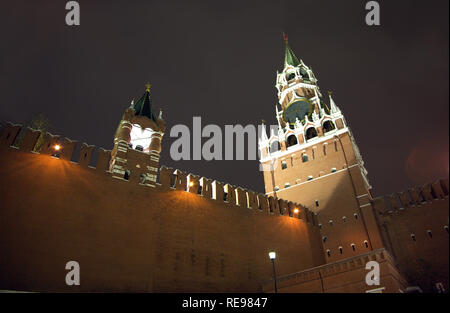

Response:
(283, 33), (300, 67)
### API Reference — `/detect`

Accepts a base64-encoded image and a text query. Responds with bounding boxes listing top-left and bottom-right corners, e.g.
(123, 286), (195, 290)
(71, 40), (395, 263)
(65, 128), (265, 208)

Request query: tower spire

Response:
(132, 82), (157, 121)
(328, 90), (339, 113)
(283, 33), (300, 67)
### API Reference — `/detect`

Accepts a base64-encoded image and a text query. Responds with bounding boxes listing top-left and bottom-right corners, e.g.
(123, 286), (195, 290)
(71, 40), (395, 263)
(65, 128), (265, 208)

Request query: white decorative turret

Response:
(295, 117), (303, 131)
(329, 91), (339, 114)
(258, 120), (268, 145)
(312, 111), (319, 122)
(275, 105), (283, 130)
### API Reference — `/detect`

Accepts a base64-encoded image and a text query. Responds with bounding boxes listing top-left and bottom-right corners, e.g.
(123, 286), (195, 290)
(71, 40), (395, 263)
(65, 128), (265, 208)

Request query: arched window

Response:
(339, 246), (343, 254)
(307, 175), (313, 181)
(326, 250), (331, 257)
(354, 213), (358, 220)
(284, 182), (290, 188)
(364, 240), (369, 248)
(427, 230), (432, 238)
(322, 236), (328, 243)
(351, 243), (356, 251)
(281, 161), (287, 170)
(124, 170), (131, 180)
(329, 220), (333, 226)
(445, 225), (449, 234)
(331, 167), (337, 173)
(305, 127), (318, 140)
(270, 141), (280, 153)
(286, 72), (295, 81)
(342, 216), (347, 222)
(274, 186), (279, 191)
(286, 134), (298, 148)
(302, 154), (309, 162)
(322, 120), (335, 133)
(135, 145), (144, 151)
(411, 234), (416, 241)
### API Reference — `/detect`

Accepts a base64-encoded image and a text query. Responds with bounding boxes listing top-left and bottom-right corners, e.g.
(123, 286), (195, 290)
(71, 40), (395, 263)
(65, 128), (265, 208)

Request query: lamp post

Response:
(269, 251), (278, 293)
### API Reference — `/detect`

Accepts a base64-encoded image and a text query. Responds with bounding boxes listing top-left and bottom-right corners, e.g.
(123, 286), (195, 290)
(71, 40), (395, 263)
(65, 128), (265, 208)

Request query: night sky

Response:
(1, 0), (448, 197)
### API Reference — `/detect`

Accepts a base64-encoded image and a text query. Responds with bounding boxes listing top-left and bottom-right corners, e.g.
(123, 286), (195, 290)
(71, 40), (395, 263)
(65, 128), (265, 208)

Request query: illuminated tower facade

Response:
(109, 83), (166, 185)
(259, 35), (385, 263)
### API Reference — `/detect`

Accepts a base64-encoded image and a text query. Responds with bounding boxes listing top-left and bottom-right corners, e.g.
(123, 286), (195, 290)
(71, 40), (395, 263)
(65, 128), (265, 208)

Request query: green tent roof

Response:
(284, 42), (300, 67)
(133, 86), (157, 122)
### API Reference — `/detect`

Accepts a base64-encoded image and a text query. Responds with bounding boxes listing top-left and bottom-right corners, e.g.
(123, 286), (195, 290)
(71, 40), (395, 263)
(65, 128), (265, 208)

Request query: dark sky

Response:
(1, 0), (448, 197)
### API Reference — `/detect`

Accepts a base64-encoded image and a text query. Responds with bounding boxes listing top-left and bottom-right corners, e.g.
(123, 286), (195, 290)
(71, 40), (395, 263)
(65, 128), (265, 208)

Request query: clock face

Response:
(283, 98), (313, 125)
(130, 124), (154, 152)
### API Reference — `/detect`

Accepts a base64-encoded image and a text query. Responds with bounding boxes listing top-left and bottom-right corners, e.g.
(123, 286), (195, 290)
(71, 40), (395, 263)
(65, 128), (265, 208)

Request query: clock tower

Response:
(258, 35), (385, 263)
(109, 83), (165, 185)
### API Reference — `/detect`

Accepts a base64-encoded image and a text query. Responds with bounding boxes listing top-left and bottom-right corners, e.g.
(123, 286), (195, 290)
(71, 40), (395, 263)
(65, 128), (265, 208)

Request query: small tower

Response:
(259, 35), (381, 263)
(109, 83), (165, 185)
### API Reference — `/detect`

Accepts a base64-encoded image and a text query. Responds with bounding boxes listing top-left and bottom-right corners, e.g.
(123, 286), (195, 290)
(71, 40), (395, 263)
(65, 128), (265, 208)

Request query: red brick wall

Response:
(0, 146), (324, 292)
(373, 183), (449, 293)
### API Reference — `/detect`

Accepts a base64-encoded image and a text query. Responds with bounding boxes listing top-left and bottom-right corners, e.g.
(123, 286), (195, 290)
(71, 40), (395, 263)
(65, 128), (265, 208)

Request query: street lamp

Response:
(269, 251), (278, 293)
(52, 144), (62, 157)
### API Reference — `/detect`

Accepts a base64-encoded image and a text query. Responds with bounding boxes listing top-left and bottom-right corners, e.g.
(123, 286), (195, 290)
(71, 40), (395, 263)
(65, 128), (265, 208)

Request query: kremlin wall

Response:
(0, 122), (448, 292)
